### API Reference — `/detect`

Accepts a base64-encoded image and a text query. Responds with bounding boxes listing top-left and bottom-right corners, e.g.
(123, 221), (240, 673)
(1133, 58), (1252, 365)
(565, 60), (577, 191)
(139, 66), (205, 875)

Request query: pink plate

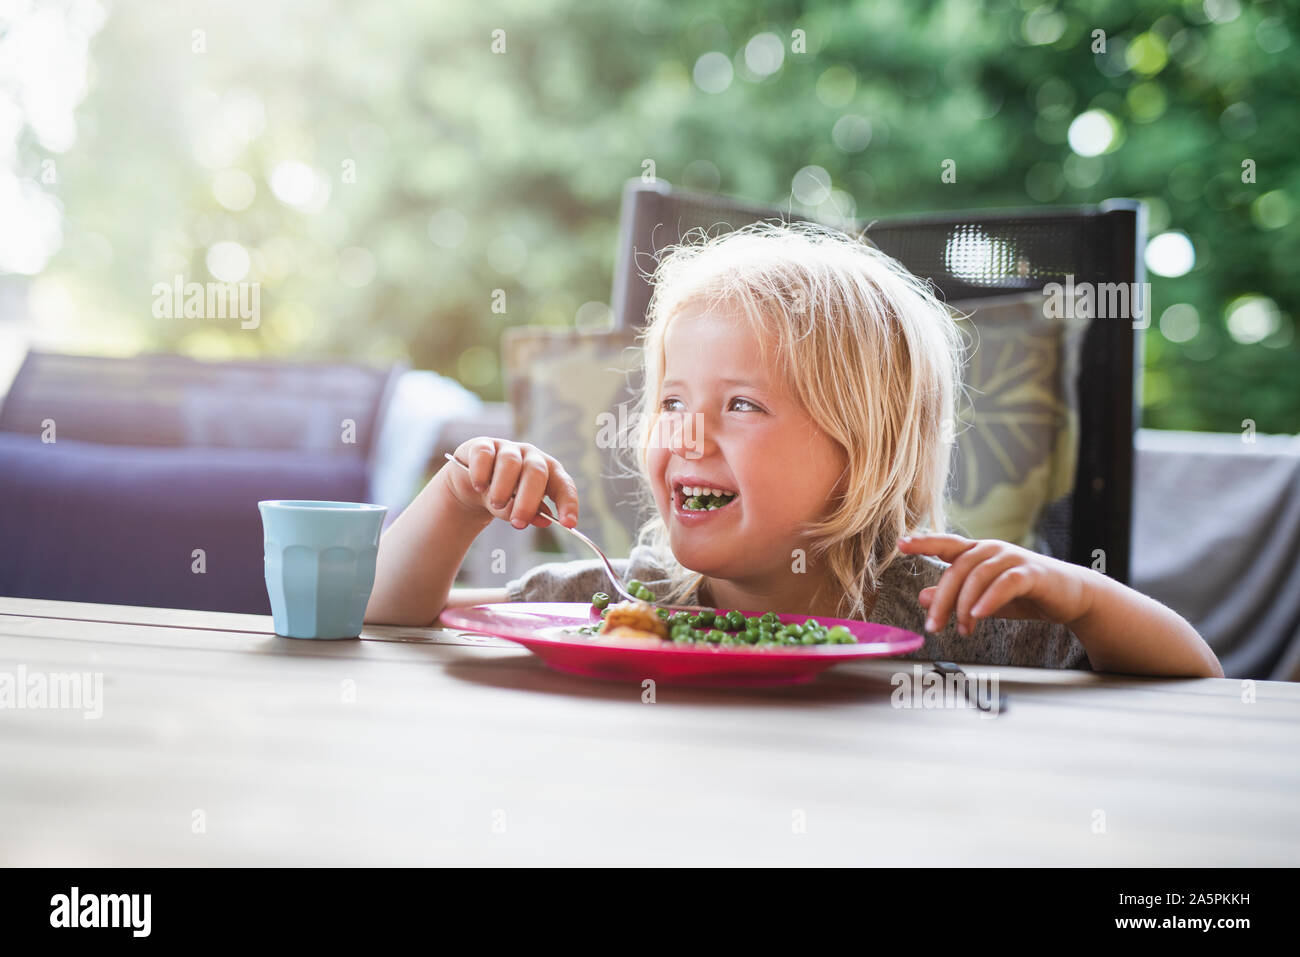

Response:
(438, 602), (924, 687)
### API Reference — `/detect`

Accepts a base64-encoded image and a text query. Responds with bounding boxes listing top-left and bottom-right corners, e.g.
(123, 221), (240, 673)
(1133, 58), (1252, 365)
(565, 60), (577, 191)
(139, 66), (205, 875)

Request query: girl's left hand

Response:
(897, 534), (1096, 636)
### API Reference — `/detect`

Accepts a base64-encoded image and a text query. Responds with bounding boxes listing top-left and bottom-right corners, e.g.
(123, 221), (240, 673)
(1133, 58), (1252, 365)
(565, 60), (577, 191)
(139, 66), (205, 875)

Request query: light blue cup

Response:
(258, 500), (387, 639)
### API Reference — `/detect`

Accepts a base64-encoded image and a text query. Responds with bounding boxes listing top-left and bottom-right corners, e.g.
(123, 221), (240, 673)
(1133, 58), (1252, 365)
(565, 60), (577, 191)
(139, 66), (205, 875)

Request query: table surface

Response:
(1, 596), (1297, 866)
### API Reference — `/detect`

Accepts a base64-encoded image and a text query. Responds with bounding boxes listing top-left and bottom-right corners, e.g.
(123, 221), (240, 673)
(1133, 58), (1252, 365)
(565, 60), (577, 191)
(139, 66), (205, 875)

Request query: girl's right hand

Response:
(442, 437), (580, 530)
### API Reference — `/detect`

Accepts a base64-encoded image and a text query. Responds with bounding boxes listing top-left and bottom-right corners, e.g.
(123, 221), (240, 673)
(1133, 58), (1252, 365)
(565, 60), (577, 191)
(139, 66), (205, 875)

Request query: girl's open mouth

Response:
(672, 482), (740, 522)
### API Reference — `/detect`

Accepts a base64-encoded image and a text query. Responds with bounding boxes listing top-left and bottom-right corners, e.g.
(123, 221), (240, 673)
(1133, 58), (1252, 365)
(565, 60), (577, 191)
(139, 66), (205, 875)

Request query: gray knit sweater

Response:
(505, 545), (1092, 670)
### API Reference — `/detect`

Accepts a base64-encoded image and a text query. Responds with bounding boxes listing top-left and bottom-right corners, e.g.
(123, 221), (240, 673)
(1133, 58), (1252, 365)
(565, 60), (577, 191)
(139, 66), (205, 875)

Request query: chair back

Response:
(605, 181), (1143, 583)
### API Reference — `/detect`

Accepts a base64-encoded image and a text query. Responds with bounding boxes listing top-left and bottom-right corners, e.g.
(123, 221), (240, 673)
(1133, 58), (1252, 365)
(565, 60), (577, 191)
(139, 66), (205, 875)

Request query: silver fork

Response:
(443, 452), (709, 613)
(931, 660), (1008, 714)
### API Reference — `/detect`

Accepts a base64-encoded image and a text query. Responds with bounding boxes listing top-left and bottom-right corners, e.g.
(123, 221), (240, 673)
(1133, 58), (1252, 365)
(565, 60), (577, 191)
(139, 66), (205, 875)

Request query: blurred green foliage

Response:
(31, 0), (1300, 431)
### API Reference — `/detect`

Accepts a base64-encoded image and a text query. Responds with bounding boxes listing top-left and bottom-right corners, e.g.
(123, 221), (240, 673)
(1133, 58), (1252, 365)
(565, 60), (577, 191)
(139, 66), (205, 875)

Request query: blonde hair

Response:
(619, 220), (965, 621)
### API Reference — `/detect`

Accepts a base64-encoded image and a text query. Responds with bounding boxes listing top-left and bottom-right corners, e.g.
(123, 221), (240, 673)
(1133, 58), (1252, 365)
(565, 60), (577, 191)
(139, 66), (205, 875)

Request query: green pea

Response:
(617, 606), (850, 648)
(592, 592), (611, 610)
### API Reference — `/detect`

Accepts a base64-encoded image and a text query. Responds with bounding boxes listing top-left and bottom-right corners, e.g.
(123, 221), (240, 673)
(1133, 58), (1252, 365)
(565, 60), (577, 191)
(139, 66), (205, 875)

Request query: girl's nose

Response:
(663, 410), (712, 461)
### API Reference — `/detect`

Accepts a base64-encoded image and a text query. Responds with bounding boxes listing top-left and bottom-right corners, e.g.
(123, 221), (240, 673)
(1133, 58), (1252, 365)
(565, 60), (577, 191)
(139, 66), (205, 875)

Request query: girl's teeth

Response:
(677, 484), (739, 502)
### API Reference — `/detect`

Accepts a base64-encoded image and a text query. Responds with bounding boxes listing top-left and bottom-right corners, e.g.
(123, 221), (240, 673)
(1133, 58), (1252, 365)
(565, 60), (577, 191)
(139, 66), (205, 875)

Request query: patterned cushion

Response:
(945, 291), (1085, 557)
(503, 290), (1083, 560)
(503, 327), (645, 557)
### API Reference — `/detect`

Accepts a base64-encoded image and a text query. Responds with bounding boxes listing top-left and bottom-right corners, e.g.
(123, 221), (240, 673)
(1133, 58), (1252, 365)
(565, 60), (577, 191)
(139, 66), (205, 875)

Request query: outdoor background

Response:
(1, 0), (1296, 432)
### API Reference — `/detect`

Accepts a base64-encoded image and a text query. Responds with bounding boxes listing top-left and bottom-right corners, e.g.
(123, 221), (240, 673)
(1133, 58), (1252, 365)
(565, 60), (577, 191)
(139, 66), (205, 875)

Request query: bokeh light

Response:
(205, 241), (250, 283)
(791, 166), (831, 206)
(1219, 102), (1257, 139)
(831, 114), (872, 153)
(1067, 109), (1118, 156)
(1022, 7), (1067, 46)
(1251, 190), (1292, 230)
(1126, 81), (1167, 122)
(1125, 32), (1168, 75)
(268, 160), (329, 213)
(1226, 295), (1280, 345)
(815, 66), (856, 108)
(692, 52), (733, 94)
(1203, 0), (1241, 25)
(743, 33), (784, 78)
(1158, 303), (1199, 343)
(574, 301), (613, 332)
(1145, 231), (1195, 277)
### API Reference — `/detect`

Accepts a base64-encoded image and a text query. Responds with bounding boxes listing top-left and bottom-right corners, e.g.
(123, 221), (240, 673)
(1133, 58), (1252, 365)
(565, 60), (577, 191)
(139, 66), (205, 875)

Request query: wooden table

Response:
(1, 597), (1296, 866)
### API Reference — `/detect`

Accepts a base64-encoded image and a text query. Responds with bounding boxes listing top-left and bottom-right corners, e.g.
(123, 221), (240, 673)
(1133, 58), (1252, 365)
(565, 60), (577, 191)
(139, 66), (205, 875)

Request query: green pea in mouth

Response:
(682, 491), (738, 511)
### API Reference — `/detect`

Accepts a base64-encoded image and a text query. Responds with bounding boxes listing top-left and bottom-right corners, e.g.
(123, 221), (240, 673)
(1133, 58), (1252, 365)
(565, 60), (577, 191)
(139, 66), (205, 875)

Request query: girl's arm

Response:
(898, 534), (1224, 678)
(364, 437), (579, 627)
(363, 466), (491, 626)
(1059, 569), (1223, 677)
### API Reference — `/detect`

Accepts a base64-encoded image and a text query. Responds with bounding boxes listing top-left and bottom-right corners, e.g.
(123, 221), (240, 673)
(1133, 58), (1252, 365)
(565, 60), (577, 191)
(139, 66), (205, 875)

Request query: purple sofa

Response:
(0, 352), (400, 614)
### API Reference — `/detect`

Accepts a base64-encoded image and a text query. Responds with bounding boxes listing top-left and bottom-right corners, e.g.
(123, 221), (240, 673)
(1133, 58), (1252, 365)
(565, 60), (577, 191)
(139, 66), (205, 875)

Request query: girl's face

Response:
(647, 306), (848, 581)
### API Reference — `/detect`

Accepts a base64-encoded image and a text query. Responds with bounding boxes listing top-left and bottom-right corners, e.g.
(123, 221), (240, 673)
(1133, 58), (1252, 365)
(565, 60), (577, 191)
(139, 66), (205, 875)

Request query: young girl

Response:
(365, 222), (1223, 678)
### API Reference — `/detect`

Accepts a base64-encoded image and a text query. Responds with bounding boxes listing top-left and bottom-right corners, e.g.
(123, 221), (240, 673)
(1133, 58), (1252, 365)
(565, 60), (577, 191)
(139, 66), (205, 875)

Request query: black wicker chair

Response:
(610, 179), (1144, 584)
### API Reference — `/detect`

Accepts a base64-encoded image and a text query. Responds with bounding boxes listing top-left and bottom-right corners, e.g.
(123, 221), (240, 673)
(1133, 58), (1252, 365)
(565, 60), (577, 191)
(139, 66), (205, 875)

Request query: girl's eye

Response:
(662, 397), (763, 412)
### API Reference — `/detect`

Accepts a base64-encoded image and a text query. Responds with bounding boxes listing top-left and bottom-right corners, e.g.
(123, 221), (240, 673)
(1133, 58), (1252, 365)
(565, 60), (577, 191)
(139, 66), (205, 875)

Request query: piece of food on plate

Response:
(598, 599), (669, 641)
